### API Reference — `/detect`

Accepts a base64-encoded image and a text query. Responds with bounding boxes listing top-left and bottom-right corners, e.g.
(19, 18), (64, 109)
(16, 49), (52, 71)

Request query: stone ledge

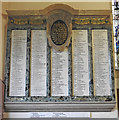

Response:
(6, 10), (111, 16)
(4, 101), (116, 112)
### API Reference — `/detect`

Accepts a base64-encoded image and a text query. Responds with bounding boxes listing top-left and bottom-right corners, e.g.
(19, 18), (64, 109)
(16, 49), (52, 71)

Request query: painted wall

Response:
(4, 2), (111, 11)
(1, 2), (118, 119)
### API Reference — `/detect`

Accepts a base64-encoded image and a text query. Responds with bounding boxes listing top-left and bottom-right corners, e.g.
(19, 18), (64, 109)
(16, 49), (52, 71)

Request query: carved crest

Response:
(47, 10), (72, 51)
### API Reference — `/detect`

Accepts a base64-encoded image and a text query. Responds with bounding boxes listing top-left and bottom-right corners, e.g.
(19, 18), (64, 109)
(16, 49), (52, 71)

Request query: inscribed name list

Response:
(92, 30), (111, 96)
(51, 48), (68, 96)
(30, 30), (47, 96)
(72, 30), (89, 96)
(9, 30), (27, 96)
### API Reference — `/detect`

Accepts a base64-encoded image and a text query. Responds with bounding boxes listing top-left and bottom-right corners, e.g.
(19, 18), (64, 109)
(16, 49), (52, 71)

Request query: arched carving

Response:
(43, 4), (75, 51)
(39, 4), (79, 16)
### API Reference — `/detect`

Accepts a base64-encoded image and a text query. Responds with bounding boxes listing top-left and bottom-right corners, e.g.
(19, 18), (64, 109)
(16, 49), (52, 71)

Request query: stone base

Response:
(4, 101), (116, 112)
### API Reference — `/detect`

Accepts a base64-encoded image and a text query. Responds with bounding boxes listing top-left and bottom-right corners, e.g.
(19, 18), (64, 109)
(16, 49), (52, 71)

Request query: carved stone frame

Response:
(47, 10), (72, 51)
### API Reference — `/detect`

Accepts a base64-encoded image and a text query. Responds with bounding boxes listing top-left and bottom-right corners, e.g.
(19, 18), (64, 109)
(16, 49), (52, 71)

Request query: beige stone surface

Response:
(0, 2), (3, 120)
(2, 2), (111, 13)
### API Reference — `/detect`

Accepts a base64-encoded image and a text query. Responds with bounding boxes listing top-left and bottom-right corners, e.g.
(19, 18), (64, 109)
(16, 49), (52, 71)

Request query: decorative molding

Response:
(73, 16), (110, 25)
(9, 17), (45, 25)
(6, 10), (111, 16)
(9, 15), (111, 25)
(39, 4), (79, 16)
(4, 101), (116, 112)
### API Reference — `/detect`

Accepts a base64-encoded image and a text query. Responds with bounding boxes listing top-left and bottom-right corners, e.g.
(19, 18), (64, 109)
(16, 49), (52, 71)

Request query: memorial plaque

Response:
(9, 30), (27, 96)
(51, 48), (68, 96)
(92, 30), (111, 96)
(30, 30), (47, 96)
(72, 30), (89, 96)
(4, 5), (116, 113)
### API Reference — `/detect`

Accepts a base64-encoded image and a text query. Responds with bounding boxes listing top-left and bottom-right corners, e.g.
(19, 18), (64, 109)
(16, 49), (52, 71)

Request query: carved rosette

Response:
(47, 11), (72, 51)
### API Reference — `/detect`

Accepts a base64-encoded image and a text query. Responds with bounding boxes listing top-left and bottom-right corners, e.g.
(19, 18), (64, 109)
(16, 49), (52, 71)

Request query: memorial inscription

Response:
(51, 48), (68, 96)
(72, 30), (89, 96)
(92, 30), (111, 96)
(30, 30), (47, 96)
(9, 30), (27, 96)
